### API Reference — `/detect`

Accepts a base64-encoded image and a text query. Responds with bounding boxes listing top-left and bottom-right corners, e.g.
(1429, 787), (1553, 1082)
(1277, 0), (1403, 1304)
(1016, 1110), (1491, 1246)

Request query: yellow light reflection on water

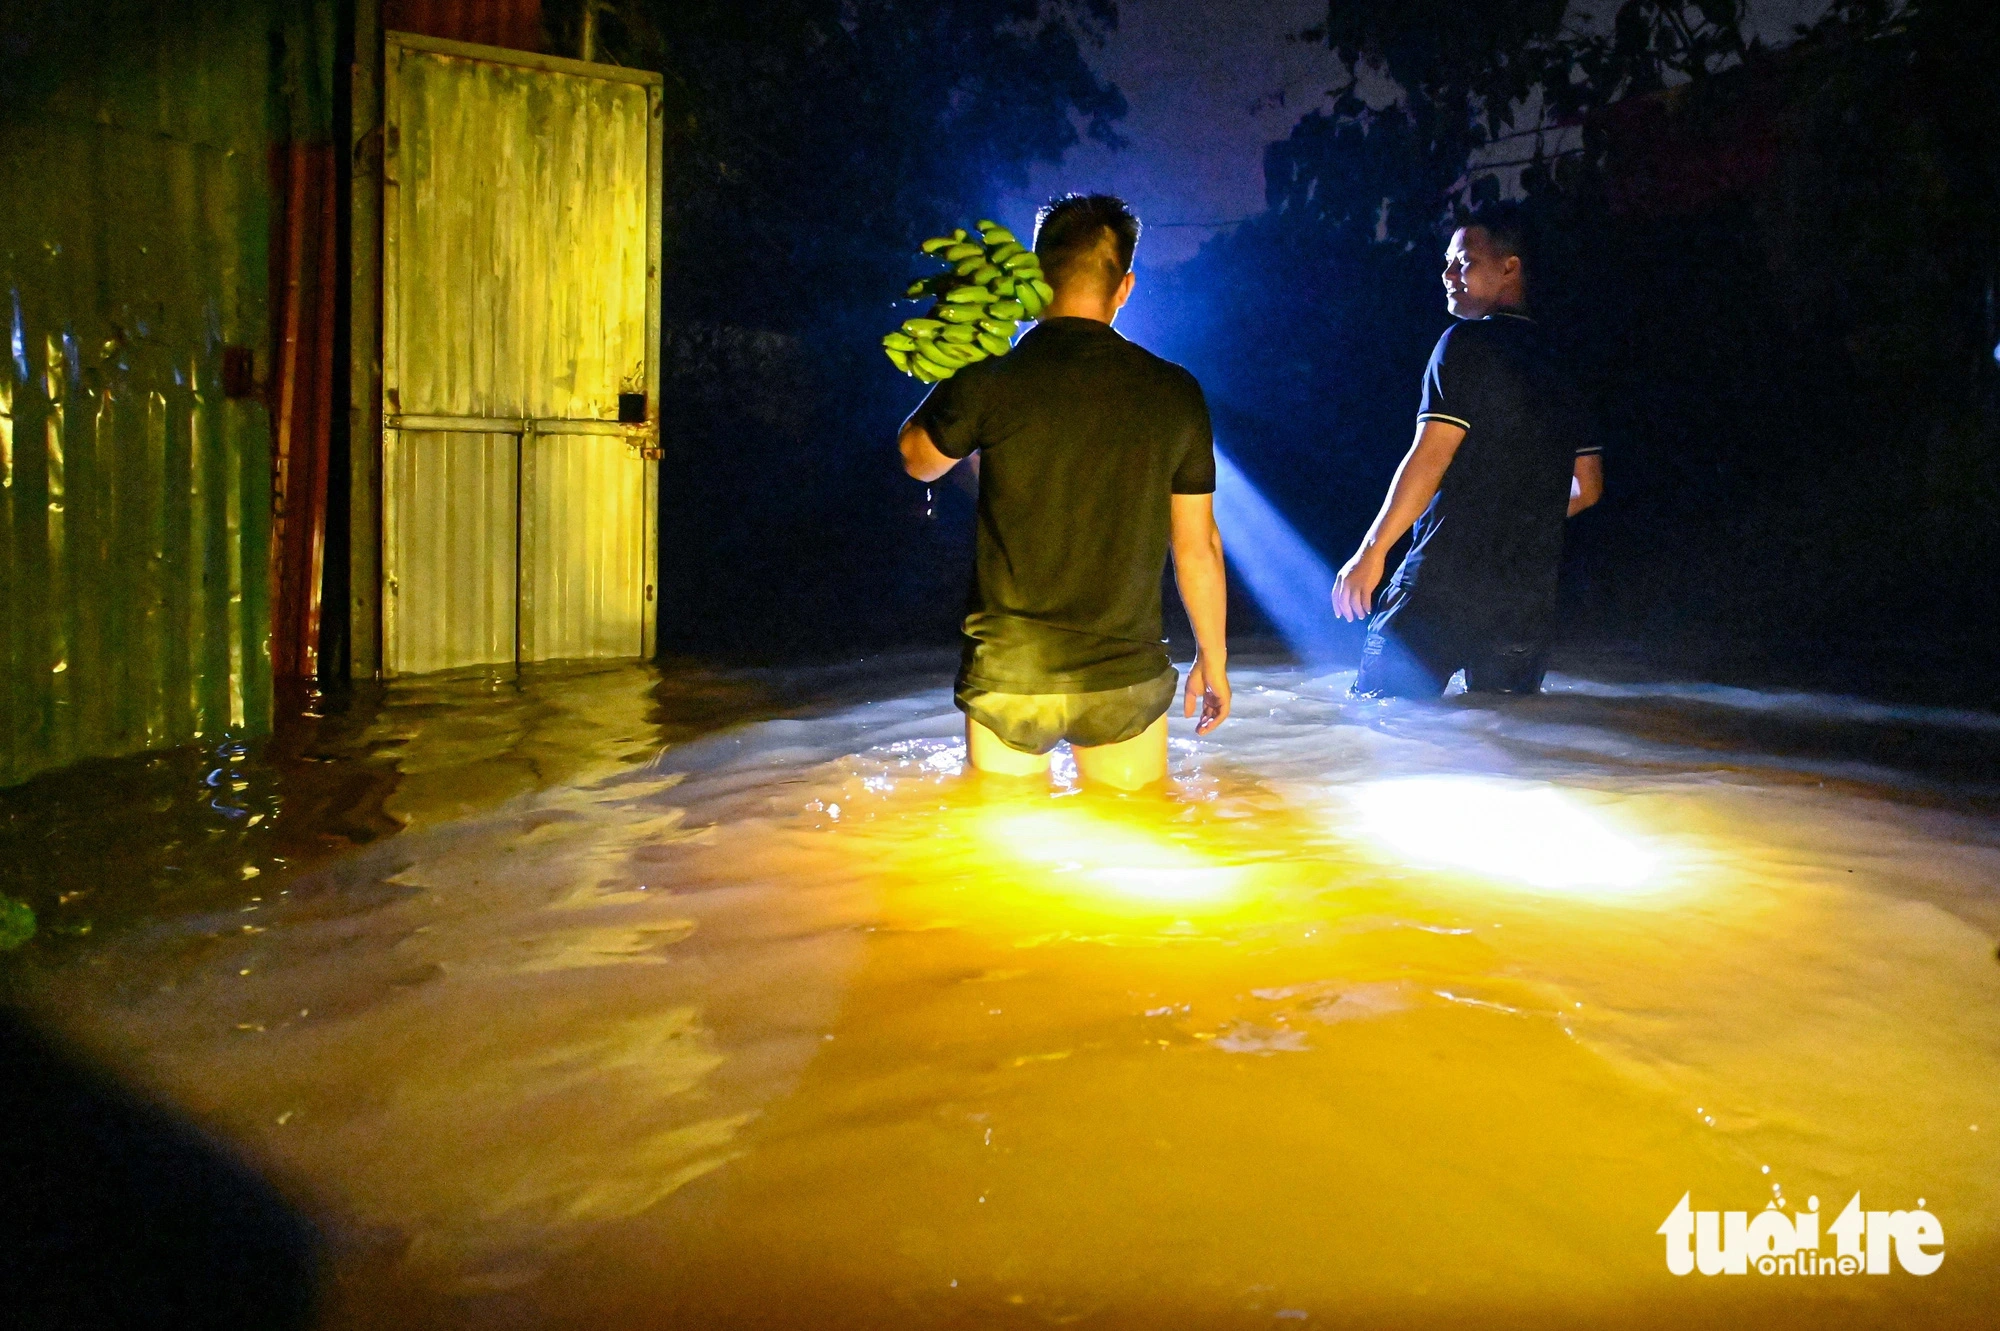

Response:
(973, 803), (1245, 907)
(1343, 775), (1663, 898)
(28, 678), (2000, 1330)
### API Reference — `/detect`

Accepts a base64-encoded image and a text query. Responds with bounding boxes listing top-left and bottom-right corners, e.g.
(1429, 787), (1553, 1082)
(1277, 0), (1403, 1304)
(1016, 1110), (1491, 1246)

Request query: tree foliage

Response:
(548, 0), (1126, 333)
(1276, 2), (1755, 244)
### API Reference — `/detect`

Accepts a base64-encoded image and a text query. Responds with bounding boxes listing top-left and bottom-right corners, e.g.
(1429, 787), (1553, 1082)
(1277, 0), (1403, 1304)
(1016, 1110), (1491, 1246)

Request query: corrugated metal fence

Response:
(0, 0), (333, 786)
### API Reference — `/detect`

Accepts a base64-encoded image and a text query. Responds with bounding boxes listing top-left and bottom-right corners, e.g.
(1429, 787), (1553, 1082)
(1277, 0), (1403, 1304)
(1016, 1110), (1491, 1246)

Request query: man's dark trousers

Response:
(1355, 576), (1554, 698)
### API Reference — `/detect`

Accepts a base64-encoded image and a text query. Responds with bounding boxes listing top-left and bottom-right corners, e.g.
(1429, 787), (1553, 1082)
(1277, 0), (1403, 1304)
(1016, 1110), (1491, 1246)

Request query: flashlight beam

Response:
(1212, 447), (1343, 664)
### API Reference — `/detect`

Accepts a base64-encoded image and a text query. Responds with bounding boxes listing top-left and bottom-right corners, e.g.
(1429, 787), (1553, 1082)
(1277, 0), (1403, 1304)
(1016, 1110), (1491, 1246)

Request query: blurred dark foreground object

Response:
(0, 1007), (319, 1330)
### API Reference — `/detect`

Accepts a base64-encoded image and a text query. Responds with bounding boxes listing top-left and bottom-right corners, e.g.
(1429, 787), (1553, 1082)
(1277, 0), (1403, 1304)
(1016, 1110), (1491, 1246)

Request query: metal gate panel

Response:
(519, 435), (651, 662)
(379, 31), (662, 676)
(388, 47), (651, 420)
(382, 429), (518, 674)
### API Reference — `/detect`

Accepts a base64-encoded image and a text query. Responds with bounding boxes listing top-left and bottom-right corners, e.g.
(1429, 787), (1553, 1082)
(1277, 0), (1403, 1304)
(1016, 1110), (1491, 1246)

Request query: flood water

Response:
(5, 655), (1999, 1329)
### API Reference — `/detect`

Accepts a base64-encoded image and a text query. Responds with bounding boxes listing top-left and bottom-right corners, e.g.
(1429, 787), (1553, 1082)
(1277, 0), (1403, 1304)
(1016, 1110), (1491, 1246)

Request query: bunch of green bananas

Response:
(881, 220), (1058, 382)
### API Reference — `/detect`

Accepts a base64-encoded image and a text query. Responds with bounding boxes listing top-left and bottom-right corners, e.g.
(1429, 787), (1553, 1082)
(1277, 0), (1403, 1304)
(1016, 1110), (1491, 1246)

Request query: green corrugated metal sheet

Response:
(0, 0), (333, 786)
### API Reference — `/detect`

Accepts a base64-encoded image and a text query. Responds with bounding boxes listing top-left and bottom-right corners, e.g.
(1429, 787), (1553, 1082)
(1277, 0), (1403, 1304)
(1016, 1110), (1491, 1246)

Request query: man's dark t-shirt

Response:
(1398, 309), (1599, 612)
(916, 317), (1215, 694)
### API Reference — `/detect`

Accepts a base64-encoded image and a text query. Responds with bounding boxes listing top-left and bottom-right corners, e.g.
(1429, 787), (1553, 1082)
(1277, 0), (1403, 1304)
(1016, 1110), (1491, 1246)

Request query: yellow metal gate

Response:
(380, 31), (661, 675)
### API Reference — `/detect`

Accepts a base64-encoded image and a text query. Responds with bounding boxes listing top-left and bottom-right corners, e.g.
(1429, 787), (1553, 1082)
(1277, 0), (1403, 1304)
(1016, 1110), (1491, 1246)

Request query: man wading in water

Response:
(1333, 202), (1604, 696)
(898, 193), (1230, 789)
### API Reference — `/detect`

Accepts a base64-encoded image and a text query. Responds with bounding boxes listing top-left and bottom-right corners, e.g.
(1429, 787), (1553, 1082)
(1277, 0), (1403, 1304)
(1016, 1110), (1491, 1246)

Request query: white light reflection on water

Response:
(1342, 775), (1665, 899)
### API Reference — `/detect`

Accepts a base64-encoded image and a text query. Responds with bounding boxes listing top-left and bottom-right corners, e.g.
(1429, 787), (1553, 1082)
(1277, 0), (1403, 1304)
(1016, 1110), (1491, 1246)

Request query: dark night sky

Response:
(1002, 0), (1837, 270)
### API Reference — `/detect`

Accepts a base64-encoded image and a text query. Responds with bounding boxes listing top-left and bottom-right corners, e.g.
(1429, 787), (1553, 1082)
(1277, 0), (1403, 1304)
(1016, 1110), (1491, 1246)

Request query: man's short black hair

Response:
(1461, 200), (1533, 280)
(1034, 193), (1141, 293)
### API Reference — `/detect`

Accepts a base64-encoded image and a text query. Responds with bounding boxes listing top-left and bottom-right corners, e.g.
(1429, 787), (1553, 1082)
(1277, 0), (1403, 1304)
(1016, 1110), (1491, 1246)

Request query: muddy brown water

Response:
(4, 656), (1998, 1328)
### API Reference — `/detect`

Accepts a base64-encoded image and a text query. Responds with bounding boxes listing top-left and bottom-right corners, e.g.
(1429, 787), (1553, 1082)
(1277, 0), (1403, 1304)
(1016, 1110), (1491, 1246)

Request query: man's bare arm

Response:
(1331, 419), (1467, 621)
(1568, 453), (1603, 517)
(898, 415), (959, 483)
(1169, 492), (1231, 734)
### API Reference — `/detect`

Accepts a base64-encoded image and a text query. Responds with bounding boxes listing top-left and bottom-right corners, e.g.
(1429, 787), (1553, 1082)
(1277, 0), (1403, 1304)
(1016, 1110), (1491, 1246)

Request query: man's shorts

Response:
(1354, 580), (1551, 699)
(956, 666), (1179, 755)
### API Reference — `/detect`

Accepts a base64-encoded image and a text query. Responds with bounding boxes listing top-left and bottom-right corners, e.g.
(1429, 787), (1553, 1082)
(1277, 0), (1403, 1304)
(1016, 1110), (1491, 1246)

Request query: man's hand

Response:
(899, 417), (958, 482)
(1184, 654), (1231, 734)
(1169, 492), (1230, 734)
(1333, 419), (1464, 623)
(1332, 546), (1386, 622)
(1568, 452), (1604, 517)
